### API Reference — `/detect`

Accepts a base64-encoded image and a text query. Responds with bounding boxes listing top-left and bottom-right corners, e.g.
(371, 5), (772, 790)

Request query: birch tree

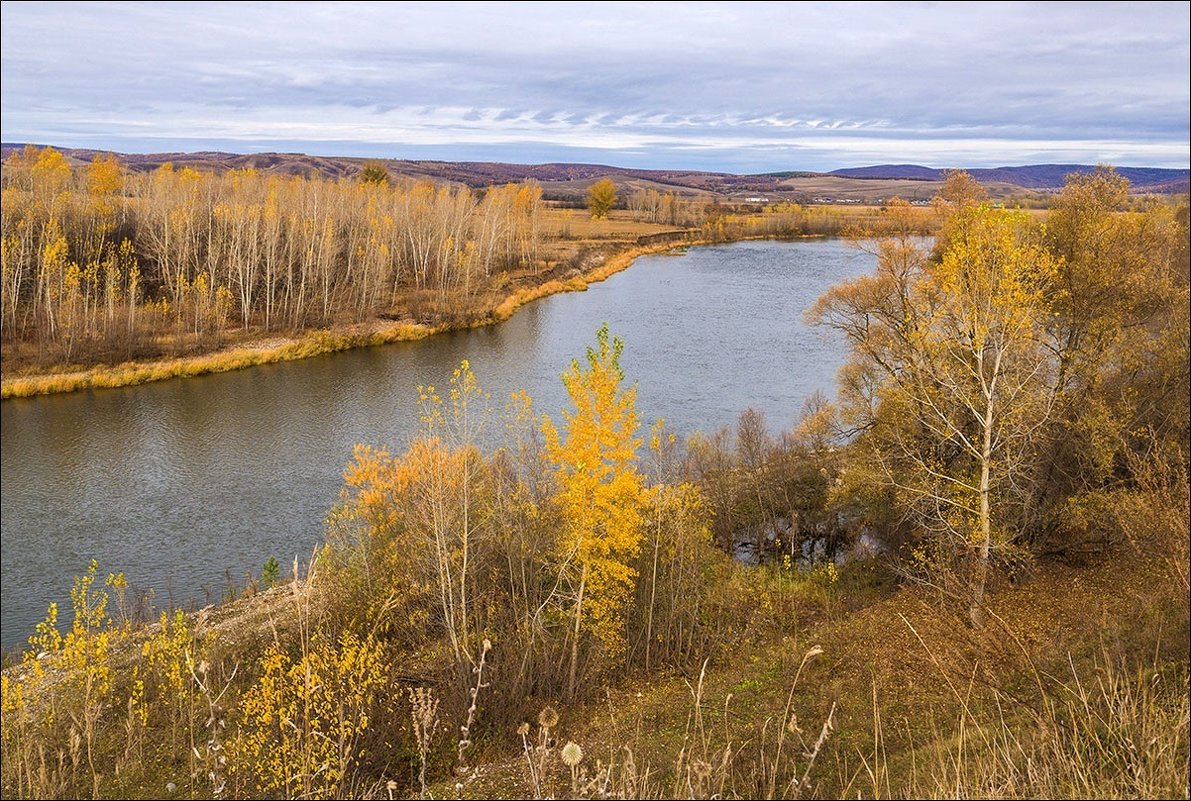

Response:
(811, 205), (1060, 625)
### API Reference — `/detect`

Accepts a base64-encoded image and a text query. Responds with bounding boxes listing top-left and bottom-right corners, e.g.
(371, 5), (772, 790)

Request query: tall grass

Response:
(503, 647), (837, 800)
(896, 655), (1189, 799)
(4, 558), (1187, 799)
(493, 646), (1188, 800)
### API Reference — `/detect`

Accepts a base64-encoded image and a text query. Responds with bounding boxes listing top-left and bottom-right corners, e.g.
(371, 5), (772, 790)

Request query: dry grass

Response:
(773, 175), (1043, 203)
(440, 555), (1188, 800)
(1, 323), (439, 399)
(502, 655), (1188, 800)
(539, 208), (682, 241)
(896, 655), (1189, 799)
(491, 647), (836, 800)
(491, 278), (588, 322)
(3, 541), (1185, 800)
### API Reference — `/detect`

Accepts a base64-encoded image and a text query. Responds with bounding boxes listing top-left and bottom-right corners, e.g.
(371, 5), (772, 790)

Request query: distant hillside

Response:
(827, 164), (942, 181)
(0, 144), (772, 199)
(830, 163), (1189, 192)
(3, 144), (1187, 199)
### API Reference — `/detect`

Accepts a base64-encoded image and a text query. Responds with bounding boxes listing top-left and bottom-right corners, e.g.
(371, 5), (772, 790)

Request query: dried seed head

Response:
(561, 741), (584, 767)
(517, 722), (530, 737)
(538, 706), (559, 730)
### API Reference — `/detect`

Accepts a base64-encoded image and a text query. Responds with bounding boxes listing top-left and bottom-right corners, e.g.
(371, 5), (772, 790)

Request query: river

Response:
(0, 239), (875, 648)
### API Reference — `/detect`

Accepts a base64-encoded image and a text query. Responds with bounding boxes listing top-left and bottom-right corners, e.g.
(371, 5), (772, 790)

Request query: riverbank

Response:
(0, 236), (694, 400)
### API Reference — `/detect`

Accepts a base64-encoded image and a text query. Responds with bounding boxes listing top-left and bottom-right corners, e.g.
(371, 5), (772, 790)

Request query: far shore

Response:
(1, 236), (712, 400)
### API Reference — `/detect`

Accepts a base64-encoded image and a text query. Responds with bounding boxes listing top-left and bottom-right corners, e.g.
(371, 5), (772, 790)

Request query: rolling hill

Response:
(829, 163), (1189, 192)
(3, 143), (1187, 201)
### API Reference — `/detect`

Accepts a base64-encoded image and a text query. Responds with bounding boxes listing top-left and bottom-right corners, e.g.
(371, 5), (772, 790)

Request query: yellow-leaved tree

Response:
(586, 178), (617, 219)
(543, 324), (645, 696)
(811, 204), (1060, 626)
(86, 154), (123, 198)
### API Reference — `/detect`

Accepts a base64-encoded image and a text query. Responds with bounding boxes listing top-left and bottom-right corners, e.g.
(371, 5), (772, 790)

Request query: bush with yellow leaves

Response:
(226, 631), (388, 799)
(1, 561), (122, 798)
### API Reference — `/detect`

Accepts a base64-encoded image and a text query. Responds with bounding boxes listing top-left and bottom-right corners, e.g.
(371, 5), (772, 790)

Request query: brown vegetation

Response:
(1, 166), (1186, 800)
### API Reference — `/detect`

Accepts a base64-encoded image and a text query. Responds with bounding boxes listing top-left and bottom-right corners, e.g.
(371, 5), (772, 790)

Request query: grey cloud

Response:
(1, 1), (1186, 169)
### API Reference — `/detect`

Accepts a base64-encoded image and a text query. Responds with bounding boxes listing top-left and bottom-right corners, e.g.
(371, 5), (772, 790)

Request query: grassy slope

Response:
(450, 555), (1188, 798)
(4, 539), (1184, 798)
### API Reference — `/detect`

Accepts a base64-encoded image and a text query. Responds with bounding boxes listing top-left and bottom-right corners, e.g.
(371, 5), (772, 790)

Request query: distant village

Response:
(737, 194), (933, 206)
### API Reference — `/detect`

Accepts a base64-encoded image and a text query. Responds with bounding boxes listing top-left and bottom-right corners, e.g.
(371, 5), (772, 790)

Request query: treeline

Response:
(625, 186), (925, 239)
(625, 187), (710, 227)
(1, 146), (543, 363)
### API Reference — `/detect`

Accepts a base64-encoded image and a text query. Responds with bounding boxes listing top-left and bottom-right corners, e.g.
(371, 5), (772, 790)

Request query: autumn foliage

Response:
(809, 169), (1188, 621)
(1, 146), (544, 367)
(543, 324), (646, 690)
(586, 178), (617, 219)
(1, 167), (1186, 800)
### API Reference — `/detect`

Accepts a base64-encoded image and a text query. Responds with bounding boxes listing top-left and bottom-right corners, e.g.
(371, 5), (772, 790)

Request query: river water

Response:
(0, 239), (875, 648)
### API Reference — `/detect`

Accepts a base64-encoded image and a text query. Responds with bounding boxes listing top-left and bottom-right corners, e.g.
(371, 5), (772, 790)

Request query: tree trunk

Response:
(645, 515), (660, 670)
(971, 402), (994, 628)
(567, 564), (587, 700)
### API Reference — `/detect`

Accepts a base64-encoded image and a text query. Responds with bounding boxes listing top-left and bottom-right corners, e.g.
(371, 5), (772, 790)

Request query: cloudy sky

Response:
(2, 1), (1188, 171)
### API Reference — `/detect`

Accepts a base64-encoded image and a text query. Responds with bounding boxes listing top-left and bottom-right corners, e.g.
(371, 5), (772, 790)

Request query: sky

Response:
(1, 1), (1188, 172)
